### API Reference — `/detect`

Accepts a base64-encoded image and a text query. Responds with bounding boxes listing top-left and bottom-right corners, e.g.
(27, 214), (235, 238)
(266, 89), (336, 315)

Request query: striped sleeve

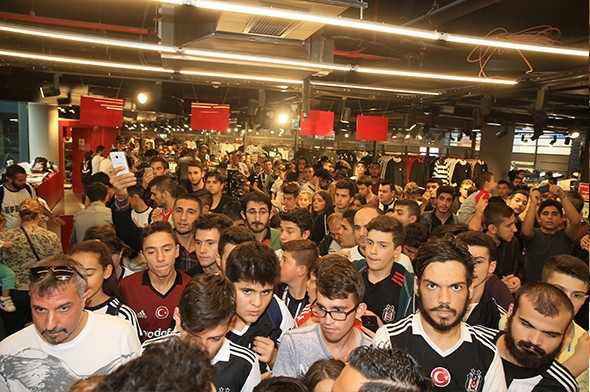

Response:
(117, 303), (143, 338)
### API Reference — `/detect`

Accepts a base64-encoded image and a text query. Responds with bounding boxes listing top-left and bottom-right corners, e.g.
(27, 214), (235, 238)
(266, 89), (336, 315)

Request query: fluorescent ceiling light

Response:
(179, 69), (301, 84)
(310, 81), (440, 95)
(161, 0), (588, 58)
(0, 22), (518, 85)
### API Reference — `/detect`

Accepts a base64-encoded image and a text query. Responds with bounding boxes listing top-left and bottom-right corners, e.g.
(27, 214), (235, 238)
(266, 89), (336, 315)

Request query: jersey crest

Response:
(465, 368), (483, 392)
(382, 304), (396, 323)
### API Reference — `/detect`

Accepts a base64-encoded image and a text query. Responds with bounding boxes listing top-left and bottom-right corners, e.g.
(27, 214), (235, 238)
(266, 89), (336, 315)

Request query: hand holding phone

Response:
(537, 184), (550, 194)
(110, 152), (130, 176)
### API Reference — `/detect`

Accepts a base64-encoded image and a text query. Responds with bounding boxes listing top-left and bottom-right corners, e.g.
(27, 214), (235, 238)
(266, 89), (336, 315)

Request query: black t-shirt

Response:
(465, 290), (505, 329)
(211, 194), (237, 214)
(362, 264), (405, 324)
(277, 284), (309, 320)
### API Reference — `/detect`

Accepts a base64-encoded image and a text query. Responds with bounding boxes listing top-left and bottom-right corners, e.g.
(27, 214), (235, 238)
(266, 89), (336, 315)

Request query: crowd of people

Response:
(0, 139), (588, 392)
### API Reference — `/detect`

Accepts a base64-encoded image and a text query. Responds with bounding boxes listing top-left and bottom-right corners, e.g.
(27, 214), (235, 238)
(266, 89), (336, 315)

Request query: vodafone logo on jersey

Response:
(431, 367), (451, 387)
(155, 306), (170, 320)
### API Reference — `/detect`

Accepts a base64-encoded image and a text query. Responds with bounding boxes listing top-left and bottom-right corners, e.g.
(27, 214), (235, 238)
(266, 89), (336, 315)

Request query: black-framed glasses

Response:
(312, 304), (359, 321)
(29, 266), (86, 282)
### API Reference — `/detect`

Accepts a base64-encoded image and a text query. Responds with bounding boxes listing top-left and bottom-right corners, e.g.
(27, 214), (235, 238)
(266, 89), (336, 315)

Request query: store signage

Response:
(356, 115), (388, 141)
(300, 110), (334, 137)
(579, 182), (589, 201)
(79, 96), (123, 127)
(191, 103), (230, 132)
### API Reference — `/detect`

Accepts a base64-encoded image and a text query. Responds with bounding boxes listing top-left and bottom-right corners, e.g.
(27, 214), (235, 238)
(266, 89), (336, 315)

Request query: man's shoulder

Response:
(91, 311), (137, 335)
(284, 324), (319, 340)
(0, 324), (38, 353)
(379, 314), (415, 337)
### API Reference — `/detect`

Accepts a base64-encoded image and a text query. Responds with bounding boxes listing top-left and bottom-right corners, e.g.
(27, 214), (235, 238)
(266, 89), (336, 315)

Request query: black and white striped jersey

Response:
(213, 338), (261, 392)
(374, 313), (507, 392)
(278, 284), (309, 320)
(86, 297), (142, 338)
(465, 290), (507, 329)
(473, 326), (578, 392)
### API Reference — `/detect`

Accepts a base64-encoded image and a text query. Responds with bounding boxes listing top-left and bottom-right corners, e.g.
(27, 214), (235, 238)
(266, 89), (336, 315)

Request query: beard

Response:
(247, 220), (267, 233)
(504, 316), (562, 368)
(417, 291), (468, 332)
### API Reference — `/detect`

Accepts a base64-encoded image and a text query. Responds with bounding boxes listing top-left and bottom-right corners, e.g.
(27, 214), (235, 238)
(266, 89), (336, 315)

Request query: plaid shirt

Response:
(175, 243), (200, 273)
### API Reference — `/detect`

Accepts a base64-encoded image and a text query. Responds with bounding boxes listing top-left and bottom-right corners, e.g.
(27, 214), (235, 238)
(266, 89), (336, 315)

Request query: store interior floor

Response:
(46, 188), (83, 241)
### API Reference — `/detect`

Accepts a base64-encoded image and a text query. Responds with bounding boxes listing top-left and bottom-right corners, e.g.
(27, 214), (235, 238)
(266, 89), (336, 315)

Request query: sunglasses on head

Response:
(29, 265), (86, 282)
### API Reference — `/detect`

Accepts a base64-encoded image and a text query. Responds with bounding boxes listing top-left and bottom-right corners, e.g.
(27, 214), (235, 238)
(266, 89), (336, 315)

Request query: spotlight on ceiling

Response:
(570, 130), (580, 139)
(40, 74), (60, 98)
(521, 134), (525, 142)
(531, 123), (543, 141)
(549, 135), (557, 145)
(340, 107), (351, 124)
(495, 126), (508, 138)
(565, 136), (571, 145)
(277, 112), (290, 124)
(137, 92), (148, 104)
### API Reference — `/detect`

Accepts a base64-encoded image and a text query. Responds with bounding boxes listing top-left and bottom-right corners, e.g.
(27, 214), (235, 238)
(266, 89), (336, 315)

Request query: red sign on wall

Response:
(356, 115), (389, 141)
(579, 182), (589, 201)
(300, 110), (334, 137)
(79, 96), (123, 127)
(191, 103), (230, 132)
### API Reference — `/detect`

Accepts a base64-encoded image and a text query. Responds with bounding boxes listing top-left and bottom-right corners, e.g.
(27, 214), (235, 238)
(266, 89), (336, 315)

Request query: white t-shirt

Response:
(0, 311), (141, 392)
(99, 158), (113, 174)
(91, 155), (104, 175)
(131, 207), (153, 228)
(1, 184), (36, 229)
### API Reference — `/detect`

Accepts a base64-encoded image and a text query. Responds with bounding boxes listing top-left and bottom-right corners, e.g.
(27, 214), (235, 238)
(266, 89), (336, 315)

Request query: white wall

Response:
(27, 103), (59, 165)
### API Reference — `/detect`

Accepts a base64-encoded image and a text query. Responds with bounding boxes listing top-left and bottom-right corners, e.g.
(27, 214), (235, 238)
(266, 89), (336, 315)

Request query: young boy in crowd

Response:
(217, 226), (257, 273)
(278, 208), (313, 244)
(281, 182), (300, 212)
(278, 239), (319, 319)
(192, 213), (233, 275)
(457, 172), (498, 225)
(225, 241), (295, 374)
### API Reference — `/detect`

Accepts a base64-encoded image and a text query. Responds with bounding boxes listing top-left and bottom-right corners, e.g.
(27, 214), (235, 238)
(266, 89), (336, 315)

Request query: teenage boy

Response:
(457, 172), (498, 225)
(273, 258), (371, 377)
(363, 216), (414, 325)
(240, 191), (281, 250)
(401, 222), (429, 263)
(71, 182), (112, 244)
(127, 184), (153, 228)
(205, 170), (237, 214)
(486, 283), (577, 391)
(456, 231), (506, 328)
(391, 199), (420, 227)
(356, 176), (378, 206)
(278, 239), (318, 319)
(278, 208), (313, 244)
(192, 213), (234, 275)
(217, 225), (257, 273)
(148, 175), (178, 224)
(300, 165), (316, 195)
(281, 182), (300, 211)
(421, 178), (442, 212)
(120, 222), (191, 340)
(521, 186), (581, 283)
(374, 236), (507, 392)
(420, 185), (457, 233)
(368, 162), (381, 195)
(338, 209), (358, 250)
(349, 206), (382, 270)
(377, 179), (395, 213)
(541, 255), (589, 390)
(225, 241), (295, 374)
(172, 193), (203, 274)
(497, 180), (511, 202)
(311, 180), (356, 243)
(143, 274), (261, 392)
(183, 160), (205, 193)
(451, 179), (475, 214)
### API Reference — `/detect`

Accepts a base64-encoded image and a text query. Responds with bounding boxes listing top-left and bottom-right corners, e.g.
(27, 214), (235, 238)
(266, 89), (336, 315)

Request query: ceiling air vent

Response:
(245, 16), (299, 37)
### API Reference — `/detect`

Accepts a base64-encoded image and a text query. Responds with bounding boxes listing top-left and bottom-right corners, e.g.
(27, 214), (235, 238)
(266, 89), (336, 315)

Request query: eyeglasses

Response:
(312, 304), (358, 321)
(29, 265), (86, 282)
(246, 209), (269, 217)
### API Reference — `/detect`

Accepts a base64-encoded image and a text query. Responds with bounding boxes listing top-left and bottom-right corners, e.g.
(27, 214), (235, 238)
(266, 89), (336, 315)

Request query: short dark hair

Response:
(436, 185), (455, 199)
(83, 225), (129, 257)
(225, 241), (280, 286)
(179, 274), (236, 333)
(537, 199), (563, 217)
(89, 172), (111, 188)
(194, 213), (233, 234)
(404, 223), (429, 249)
(510, 189), (529, 200)
(279, 208), (313, 234)
(6, 164), (26, 179)
(127, 184), (145, 198)
(70, 240), (121, 300)
(349, 346), (433, 392)
(222, 200), (244, 222)
(203, 170), (226, 184)
(149, 175), (178, 198)
(498, 180), (510, 187)
(282, 182), (300, 197)
(95, 336), (215, 392)
(86, 182), (108, 202)
(513, 283), (574, 319)
(483, 202), (515, 228)
(565, 190), (584, 213)
(356, 175), (373, 187)
(430, 224), (469, 238)
(393, 199), (420, 220)
(218, 226), (256, 256)
(303, 359), (345, 392)
(379, 179), (394, 191)
(141, 221), (175, 248)
(175, 193), (203, 211)
(313, 168), (332, 182)
(241, 191), (272, 213)
(253, 376), (308, 392)
(316, 255), (364, 305)
(414, 236), (474, 286)
(474, 172), (494, 190)
(342, 209), (356, 229)
(426, 178), (442, 186)
(456, 230), (498, 262)
(541, 255), (589, 287)
(366, 216), (406, 248)
(149, 156), (169, 169)
(95, 145), (105, 153)
(194, 189), (213, 208)
(281, 239), (318, 275)
(186, 160), (204, 171)
(335, 179), (357, 197)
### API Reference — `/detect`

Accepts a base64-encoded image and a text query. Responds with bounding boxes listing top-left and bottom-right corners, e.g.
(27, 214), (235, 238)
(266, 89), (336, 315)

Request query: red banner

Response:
(191, 103), (230, 132)
(300, 110), (334, 137)
(79, 96), (123, 127)
(356, 115), (389, 141)
(579, 182), (589, 201)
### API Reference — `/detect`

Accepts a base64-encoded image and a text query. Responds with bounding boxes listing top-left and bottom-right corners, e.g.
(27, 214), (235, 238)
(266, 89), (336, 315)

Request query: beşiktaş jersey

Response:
(464, 290), (506, 329)
(373, 313), (507, 392)
(362, 263), (406, 324)
(1, 184), (36, 229)
(226, 294), (295, 373)
(120, 270), (190, 340)
(474, 327), (578, 392)
(86, 297), (143, 339)
(277, 284), (309, 320)
(0, 311), (141, 392)
(143, 333), (261, 392)
(131, 206), (153, 228)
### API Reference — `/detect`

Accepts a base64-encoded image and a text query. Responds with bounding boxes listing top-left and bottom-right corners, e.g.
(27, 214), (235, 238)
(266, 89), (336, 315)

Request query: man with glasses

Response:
(273, 256), (371, 377)
(240, 192), (281, 251)
(0, 255), (141, 391)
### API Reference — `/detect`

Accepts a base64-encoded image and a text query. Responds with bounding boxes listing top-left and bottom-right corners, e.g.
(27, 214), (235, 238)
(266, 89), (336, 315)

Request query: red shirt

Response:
(120, 269), (190, 340)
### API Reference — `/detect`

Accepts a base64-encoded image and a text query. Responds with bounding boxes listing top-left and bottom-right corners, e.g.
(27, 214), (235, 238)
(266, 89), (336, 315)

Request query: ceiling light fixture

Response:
(310, 81), (440, 95)
(137, 92), (148, 104)
(0, 22), (518, 86)
(159, 0), (588, 58)
(549, 135), (557, 145)
(570, 130), (580, 139)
